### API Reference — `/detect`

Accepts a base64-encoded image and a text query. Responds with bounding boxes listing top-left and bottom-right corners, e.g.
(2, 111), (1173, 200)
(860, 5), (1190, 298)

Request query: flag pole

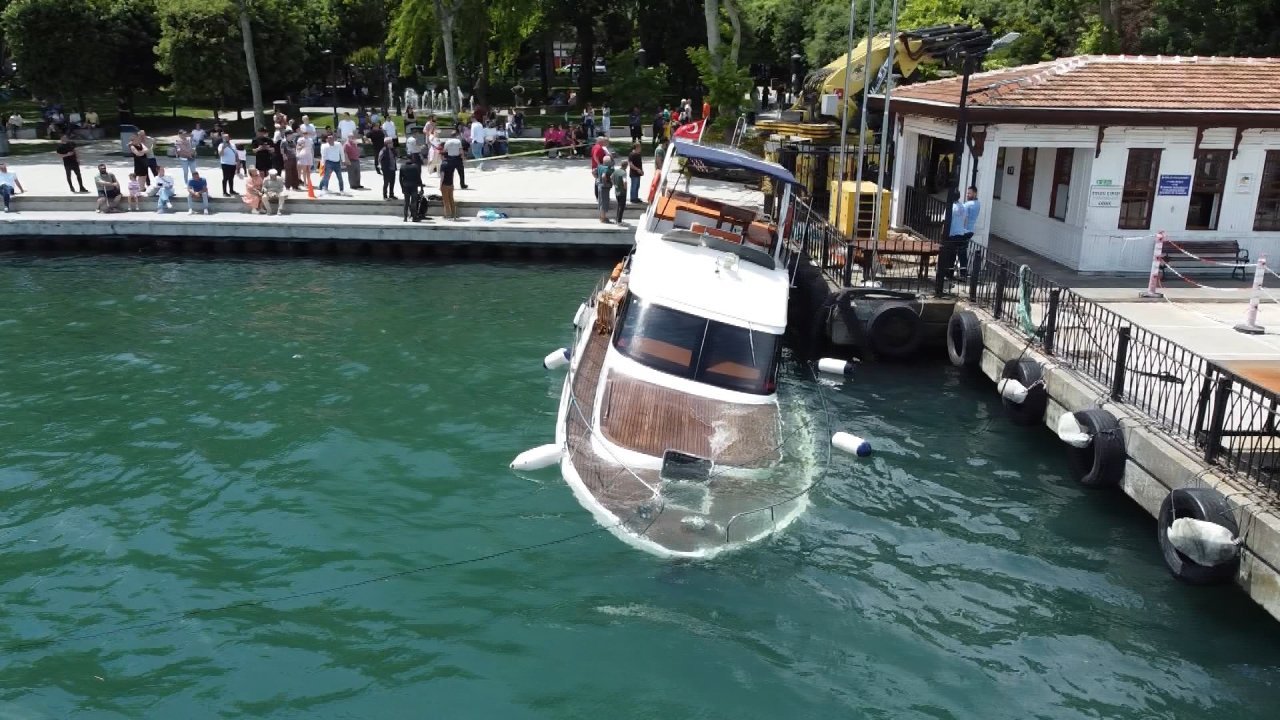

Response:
(833, 0), (859, 287)
(869, 0), (901, 284)
(850, 0), (878, 286)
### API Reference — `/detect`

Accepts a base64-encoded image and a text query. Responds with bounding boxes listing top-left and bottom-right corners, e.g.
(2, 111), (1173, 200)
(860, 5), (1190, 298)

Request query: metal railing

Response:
(969, 239), (1280, 497)
(902, 185), (949, 243)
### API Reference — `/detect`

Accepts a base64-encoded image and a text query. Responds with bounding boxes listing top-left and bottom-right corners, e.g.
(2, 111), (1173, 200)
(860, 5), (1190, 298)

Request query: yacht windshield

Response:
(612, 294), (780, 395)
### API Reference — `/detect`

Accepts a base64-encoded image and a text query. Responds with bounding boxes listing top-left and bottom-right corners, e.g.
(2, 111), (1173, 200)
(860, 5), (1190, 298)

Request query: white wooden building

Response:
(874, 55), (1280, 273)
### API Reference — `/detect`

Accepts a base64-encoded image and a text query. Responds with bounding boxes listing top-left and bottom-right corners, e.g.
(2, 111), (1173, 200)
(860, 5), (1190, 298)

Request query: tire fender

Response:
(866, 302), (923, 360)
(1157, 487), (1241, 585)
(1064, 408), (1126, 487)
(946, 310), (982, 369)
(1000, 358), (1047, 426)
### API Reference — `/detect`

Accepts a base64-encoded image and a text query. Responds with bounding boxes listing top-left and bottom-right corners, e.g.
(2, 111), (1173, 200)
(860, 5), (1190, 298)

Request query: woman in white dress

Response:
(295, 135), (314, 186)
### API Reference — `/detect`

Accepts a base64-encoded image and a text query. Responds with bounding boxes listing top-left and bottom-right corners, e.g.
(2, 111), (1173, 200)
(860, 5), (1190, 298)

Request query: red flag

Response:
(673, 119), (705, 141)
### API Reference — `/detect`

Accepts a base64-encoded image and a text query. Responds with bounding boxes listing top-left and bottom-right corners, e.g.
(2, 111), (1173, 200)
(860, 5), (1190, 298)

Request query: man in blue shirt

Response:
(186, 171), (211, 214)
(958, 185), (980, 276)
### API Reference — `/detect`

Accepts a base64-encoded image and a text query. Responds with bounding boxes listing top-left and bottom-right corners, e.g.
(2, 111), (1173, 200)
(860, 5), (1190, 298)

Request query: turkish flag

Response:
(672, 119), (705, 141)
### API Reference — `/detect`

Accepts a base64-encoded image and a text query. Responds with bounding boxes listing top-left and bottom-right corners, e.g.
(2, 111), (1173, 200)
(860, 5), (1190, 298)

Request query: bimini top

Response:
(674, 140), (798, 186)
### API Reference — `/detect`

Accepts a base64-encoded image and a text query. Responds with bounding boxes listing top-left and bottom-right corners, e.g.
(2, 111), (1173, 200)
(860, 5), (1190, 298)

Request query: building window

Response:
(1049, 149), (1074, 221)
(1017, 148), (1036, 209)
(1255, 151), (1280, 232)
(1186, 150), (1230, 231)
(1119, 148), (1162, 230)
(993, 148), (1006, 200)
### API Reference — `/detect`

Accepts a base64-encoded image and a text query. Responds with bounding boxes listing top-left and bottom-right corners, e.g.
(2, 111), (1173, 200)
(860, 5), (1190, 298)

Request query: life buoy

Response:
(1157, 487), (1241, 585)
(999, 358), (1047, 426)
(1062, 408), (1126, 487)
(866, 302), (922, 359)
(946, 310), (982, 369)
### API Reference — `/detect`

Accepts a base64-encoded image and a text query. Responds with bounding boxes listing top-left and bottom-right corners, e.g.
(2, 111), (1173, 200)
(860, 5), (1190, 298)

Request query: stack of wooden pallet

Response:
(755, 119), (841, 142)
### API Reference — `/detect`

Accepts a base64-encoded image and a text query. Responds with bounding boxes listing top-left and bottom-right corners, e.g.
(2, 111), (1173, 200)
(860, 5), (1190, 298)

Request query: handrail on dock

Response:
(967, 239), (1280, 501)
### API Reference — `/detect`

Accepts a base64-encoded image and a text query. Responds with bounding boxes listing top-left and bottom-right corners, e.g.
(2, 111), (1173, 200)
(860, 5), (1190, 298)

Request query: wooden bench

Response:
(1161, 239), (1249, 281)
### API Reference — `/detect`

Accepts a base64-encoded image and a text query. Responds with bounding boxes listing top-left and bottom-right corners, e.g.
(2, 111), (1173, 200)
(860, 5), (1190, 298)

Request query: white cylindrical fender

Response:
(572, 303), (588, 329)
(818, 357), (858, 377)
(998, 378), (1028, 404)
(510, 443), (563, 471)
(832, 432), (872, 457)
(543, 347), (570, 370)
(1056, 412), (1092, 448)
(1167, 517), (1240, 567)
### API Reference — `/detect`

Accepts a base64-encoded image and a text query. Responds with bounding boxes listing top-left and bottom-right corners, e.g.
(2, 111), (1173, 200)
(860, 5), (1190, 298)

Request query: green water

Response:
(2, 257), (1279, 719)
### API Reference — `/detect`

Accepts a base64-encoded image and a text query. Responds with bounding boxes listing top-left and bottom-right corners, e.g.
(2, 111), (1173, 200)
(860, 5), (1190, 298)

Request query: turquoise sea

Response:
(2, 256), (1278, 718)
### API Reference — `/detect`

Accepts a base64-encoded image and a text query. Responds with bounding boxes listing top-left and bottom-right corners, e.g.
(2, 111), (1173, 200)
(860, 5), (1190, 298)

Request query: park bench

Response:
(1160, 239), (1249, 281)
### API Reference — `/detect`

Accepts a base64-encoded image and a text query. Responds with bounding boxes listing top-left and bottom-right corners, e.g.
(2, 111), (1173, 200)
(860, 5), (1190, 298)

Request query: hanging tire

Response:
(946, 310), (982, 369)
(1157, 488), (1241, 585)
(867, 302), (922, 359)
(1065, 408), (1126, 488)
(1000, 358), (1047, 426)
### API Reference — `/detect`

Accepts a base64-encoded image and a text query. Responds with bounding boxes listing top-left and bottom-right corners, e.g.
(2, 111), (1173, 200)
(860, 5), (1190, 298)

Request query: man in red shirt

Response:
(589, 134), (609, 199)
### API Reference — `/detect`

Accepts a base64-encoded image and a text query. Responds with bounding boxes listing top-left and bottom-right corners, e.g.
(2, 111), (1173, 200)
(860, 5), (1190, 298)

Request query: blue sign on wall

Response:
(1158, 174), (1192, 196)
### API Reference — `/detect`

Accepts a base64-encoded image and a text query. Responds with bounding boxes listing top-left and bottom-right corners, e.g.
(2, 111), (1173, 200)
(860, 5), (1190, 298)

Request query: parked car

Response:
(558, 61), (607, 76)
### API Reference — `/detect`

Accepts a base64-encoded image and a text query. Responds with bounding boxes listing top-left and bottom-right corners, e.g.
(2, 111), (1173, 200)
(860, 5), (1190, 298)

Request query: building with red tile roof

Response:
(872, 56), (1280, 272)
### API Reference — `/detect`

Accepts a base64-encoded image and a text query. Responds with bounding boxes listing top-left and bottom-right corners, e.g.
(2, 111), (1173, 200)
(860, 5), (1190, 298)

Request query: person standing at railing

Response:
(961, 185), (981, 276)
(940, 191), (968, 282)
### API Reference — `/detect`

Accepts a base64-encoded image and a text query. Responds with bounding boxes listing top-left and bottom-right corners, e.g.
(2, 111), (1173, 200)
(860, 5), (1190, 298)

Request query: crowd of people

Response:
(0, 102), (683, 223)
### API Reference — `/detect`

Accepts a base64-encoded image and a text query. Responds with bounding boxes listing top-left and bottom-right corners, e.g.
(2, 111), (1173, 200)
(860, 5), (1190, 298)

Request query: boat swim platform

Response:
(0, 211), (635, 258)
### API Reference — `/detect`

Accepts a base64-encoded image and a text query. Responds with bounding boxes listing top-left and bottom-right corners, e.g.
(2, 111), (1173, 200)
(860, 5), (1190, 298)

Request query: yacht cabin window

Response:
(612, 293), (780, 395)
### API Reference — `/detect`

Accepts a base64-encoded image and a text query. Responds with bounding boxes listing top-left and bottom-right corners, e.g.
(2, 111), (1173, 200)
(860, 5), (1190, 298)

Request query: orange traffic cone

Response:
(306, 168), (316, 199)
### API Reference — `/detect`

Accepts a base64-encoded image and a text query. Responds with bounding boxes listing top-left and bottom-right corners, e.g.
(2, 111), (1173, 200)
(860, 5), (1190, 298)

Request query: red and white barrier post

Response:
(1235, 254), (1267, 335)
(1140, 231), (1165, 299)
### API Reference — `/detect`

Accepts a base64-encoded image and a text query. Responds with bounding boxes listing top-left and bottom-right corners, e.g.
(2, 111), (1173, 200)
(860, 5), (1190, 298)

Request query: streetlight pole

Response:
(932, 32), (1019, 297)
(322, 49), (338, 128)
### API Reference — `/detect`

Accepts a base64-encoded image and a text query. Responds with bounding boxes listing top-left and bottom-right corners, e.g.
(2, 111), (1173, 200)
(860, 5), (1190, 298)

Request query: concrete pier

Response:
(972, 305), (1280, 620)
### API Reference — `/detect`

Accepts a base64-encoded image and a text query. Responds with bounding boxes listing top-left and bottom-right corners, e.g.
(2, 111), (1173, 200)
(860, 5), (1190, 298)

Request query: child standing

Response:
(127, 173), (142, 211)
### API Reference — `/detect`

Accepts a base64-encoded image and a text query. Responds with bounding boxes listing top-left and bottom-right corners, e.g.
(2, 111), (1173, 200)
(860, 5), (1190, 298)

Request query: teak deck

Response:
(601, 373), (779, 467)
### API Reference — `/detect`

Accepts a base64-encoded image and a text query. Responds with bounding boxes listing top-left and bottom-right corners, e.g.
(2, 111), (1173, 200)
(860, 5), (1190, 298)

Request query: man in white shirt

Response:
(6, 112), (23, 136)
(191, 122), (207, 147)
(469, 116), (486, 161)
(299, 115), (317, 140)
(338, 112), (357, 140)
(443, 135), (468, 190)
(318, 134), (346, 194)
(382, 117), (398, 148)
(149, 166), (175, 213)
(0, 162), (25, 212)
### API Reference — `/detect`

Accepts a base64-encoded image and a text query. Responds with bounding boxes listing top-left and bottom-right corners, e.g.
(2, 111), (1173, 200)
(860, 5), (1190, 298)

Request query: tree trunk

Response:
(237, 0), (266, 131)
(704, 0), (722, 73)
(724, 0), (742, 66)
(436, 0), (462, 115)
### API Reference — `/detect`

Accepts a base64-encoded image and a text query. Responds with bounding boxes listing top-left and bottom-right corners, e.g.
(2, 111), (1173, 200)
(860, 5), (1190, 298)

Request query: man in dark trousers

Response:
(377, 138), (397, 200)
(55, 138), (89, 193)
(398, 155), (423, 222)
(628, 106), (642, 145)
(251, 128), (274, 175)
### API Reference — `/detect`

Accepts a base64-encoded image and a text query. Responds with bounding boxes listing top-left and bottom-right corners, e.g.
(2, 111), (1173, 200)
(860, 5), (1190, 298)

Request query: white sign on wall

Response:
(1235, 173), (1256, 194)
(1088, 179), (1122, 208)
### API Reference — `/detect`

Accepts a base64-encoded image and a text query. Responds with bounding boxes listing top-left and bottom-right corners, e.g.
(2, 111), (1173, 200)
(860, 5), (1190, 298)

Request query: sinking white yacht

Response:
(543, 141), (828, 558)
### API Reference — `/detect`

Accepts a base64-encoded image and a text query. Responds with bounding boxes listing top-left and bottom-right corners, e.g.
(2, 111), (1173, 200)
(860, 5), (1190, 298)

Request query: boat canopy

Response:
(673, 140), (798, 186)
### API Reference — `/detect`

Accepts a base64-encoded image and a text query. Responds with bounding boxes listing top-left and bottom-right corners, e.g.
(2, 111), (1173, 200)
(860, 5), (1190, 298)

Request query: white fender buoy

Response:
(1167, 517), (1240, 567)
(572, 303), (588, 329)
(998, 378), (1029, 404)
(818, 357), (859, 377)
(510, 444), (562, 471)
(543, 347), (570, 370)
(832, 432), (872, 457)
(1056, 412), (1092, 448)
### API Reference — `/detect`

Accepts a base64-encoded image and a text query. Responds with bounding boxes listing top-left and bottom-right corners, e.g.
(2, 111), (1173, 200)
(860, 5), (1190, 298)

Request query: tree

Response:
(604, 48), (669, 113)
(435, 0), (464, 113)
(237, 0), (265, 129)
(2, 0), (115, 104)
(155, 0), (242, 106)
